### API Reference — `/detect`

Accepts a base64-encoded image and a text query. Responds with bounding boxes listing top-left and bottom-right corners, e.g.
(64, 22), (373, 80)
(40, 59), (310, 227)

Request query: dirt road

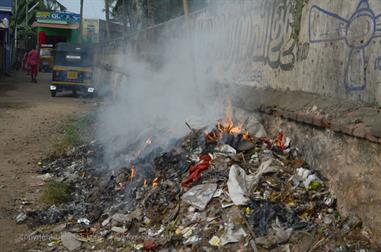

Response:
(0, 72), (94, 251)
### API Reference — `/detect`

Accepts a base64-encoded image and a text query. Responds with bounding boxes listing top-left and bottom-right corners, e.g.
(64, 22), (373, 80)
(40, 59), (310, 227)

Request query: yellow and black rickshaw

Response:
(49, 42), (94, 97)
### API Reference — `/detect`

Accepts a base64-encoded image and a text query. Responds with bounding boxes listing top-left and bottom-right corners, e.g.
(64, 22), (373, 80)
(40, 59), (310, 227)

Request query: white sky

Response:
(58, 0), (106, 19)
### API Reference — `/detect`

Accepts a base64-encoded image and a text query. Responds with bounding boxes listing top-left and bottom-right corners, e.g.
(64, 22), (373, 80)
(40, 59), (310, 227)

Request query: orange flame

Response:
(152, 177), (159, 187)
(143, 179), (147, 188)
(243, 131), (250, 141)
(216, 121), (223, 133)
(205, 131), (219, 142)
(129, 164), (136, 180)
(224, 97), (233, 130)
(205, 97), (252, 141)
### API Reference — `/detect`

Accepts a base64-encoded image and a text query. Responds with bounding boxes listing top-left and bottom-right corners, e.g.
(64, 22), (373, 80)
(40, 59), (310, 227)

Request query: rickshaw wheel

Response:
(51, 91), (56, 97)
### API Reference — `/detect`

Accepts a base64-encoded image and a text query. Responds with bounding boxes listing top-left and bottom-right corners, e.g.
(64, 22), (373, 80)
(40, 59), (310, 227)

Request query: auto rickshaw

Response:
(49, 42), (95, 97)
(39, 44), (53, 72)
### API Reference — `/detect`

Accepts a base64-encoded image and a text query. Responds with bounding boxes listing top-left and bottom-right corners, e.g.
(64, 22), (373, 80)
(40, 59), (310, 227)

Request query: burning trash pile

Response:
(20, 104), (376, 251)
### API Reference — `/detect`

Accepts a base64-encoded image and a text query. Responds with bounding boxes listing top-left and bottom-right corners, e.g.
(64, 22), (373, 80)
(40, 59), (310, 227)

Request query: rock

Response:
(237, 140), (255, 151)
(16, 213), (27, 224)
(60, 232), (81, 251)
(111, 210), (143, 225)
(111, 213), (130, 224)
(102, 218), (110, 227)
(36, 173), (54, 181)
(51, 223), (67, 232)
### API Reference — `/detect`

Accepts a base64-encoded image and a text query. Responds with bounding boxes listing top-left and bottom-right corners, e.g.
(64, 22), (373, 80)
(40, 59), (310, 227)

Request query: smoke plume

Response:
(96, 1), (252, 169)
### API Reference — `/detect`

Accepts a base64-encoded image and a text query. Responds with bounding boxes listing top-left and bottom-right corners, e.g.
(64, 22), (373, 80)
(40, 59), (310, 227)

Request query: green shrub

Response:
(41, 181), (70, 204)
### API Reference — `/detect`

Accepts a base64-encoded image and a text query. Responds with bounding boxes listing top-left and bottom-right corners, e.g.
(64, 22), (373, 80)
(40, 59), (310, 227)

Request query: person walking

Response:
(22, 51), (28, 72)
(28, 48), (39, 83)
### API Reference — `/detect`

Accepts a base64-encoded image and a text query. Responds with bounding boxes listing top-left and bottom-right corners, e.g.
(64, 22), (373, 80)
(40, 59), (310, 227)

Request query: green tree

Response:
(111, 0), (206, 32)
(13, 0), (66, 27)
(12, 0), (66, 49)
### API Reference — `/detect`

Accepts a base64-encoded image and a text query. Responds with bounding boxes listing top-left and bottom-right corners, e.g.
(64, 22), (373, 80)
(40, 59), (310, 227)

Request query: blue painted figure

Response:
(309, 0), (381, 91)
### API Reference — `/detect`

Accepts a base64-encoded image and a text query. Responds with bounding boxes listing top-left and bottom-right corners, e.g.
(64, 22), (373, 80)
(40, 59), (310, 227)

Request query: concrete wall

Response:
(98, 0), (381, 106)
(191, 0), (381, 105)
(260, 112), (381, 241)
(94, 0), (381, 239)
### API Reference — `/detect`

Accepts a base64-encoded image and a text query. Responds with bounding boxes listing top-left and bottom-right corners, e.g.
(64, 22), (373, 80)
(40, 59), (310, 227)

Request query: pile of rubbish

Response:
(19, 109), (376, 251)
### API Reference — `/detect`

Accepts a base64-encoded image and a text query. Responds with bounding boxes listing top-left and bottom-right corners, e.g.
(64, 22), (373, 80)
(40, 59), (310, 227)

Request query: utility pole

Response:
(79, 0), (84, 43)
(14, 0), (18, 52)
(105, 0), (110, 40)
(25, 0), (28, 26)
(182, 0), (189, 16)
(122, 0), (127, 33)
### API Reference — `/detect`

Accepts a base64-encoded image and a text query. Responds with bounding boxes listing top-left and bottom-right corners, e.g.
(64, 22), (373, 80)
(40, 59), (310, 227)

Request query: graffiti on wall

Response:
(309, 0), (381, 91)
(375, 56), (381, 71)
(193, 0), (309, 71)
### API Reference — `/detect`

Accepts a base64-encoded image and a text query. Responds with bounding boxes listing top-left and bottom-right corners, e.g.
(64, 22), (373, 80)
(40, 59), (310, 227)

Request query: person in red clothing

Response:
(28, 48), (39, 82)
(25, 50), (31, 75)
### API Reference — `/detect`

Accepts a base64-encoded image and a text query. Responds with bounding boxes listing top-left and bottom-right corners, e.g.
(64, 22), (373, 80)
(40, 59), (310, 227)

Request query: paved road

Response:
(0, 72), (94, 251)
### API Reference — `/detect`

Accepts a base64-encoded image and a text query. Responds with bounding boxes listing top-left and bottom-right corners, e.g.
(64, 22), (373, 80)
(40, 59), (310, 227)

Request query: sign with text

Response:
(82, 19), (100, 43)
(36, 12), (80, 25)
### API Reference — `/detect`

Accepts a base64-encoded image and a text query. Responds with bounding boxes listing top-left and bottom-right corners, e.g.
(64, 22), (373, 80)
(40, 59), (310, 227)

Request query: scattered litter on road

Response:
(181, 183), (217, 210)
(60, 232), (81, 251)
(22, 109), (376, 251)
(15, 212), (27, 224)
(77, 217), (90, 225)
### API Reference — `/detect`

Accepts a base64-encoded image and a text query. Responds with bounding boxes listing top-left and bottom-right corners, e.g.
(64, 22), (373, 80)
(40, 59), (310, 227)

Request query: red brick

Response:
(365, 133), (379, 143)
(295, 113), (305, 123)
(294, 112), (303, 122)
(303, 114), (314, 125)
(288, 112), (298, 121)
(311, 115), (323, 127)
(352, 124), (366, 139)
(281, 110), (292, 119)
(340, 124), (354, 135)
(321, 117), (331, 129)
(330, 122), (341, 132)
(273, 109), (282, 117)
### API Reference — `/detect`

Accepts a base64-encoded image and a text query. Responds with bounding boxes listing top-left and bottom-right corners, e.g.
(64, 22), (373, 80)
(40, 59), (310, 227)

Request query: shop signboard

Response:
(36, 12), (80, 25)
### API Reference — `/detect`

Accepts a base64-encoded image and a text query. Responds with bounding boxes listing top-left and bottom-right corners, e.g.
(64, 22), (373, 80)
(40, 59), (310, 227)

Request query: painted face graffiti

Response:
(309, 0), (381, 91)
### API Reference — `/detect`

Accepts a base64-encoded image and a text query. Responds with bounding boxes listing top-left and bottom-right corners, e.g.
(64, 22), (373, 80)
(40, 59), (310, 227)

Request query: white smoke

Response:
(96, 1), (253, 168)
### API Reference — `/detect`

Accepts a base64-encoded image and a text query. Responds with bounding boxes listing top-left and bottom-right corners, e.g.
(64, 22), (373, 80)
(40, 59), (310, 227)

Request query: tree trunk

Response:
(105, 0), (111, 40)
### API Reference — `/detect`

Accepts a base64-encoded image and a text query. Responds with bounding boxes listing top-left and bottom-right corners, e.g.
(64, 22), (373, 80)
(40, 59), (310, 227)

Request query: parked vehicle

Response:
(49, 43), (95, 97)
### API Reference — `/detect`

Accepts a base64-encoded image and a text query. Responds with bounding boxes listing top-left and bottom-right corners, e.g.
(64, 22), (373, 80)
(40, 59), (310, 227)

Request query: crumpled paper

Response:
(227, 160), (278, 205)
(181, 183), (217, 210)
